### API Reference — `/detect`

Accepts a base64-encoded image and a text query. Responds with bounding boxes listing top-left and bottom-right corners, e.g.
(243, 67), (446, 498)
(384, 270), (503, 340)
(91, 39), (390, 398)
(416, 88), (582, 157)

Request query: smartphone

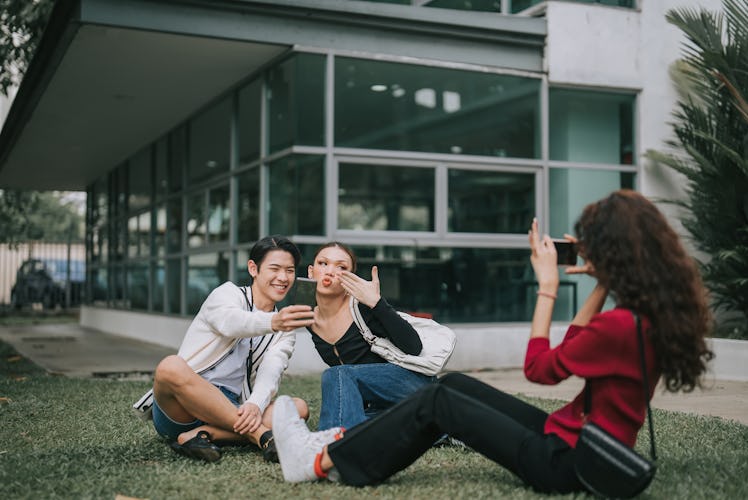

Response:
(552, 239), (578, 266)
(293, 277), (317, 307)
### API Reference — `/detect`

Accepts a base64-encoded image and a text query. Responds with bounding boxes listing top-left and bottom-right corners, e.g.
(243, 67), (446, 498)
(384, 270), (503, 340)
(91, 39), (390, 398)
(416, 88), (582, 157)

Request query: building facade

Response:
(0, 0), (721, 372)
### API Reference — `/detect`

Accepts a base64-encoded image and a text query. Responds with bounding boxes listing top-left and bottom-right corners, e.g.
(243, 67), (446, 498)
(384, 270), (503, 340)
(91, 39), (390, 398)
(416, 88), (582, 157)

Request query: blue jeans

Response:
(318, 363), (435, 431)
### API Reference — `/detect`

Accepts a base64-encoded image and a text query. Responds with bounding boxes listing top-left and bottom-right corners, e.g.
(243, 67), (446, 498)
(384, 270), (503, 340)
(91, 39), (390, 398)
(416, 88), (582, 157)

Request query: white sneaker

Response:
(272, 395), (343, 482)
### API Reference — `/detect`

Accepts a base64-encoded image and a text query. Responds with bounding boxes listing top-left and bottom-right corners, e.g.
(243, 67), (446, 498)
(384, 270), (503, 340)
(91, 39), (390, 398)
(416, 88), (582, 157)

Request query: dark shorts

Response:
(151, 385), (240, 441)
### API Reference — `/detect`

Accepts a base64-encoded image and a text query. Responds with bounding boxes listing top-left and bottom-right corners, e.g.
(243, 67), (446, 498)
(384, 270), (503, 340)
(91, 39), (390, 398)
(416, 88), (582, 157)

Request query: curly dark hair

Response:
(574, 189), (713, 392)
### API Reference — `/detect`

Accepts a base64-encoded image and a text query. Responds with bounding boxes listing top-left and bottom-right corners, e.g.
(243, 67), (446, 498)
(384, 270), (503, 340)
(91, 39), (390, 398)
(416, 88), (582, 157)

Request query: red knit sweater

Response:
(524, 308), (660, 448)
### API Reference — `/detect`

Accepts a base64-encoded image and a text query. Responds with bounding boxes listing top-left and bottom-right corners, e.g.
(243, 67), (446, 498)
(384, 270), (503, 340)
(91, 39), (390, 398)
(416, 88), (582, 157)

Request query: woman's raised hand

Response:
(529, 218), (559, 294)
(560, 233), (596, 277)
(339, 266), (381, 308)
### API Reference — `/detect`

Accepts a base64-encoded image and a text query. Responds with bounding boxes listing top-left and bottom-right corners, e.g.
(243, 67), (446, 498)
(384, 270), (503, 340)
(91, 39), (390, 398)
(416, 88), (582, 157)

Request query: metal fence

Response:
(0, 241), (86, 310)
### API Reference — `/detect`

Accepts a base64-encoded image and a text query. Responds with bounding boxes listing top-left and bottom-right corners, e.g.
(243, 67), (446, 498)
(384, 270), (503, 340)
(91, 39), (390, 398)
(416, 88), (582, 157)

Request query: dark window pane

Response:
(335, 57), (540, 158)
(297, 244), (543, 322)
(208, 185), (230, 244)
(188, 97), (231, 184)
(237, 168), (260, 243)
(425, 0), (501, 12)
(165, 257), (181, 314)
(166, 198), (182, 254)
(187, 192), (206, 248)
(154, 204), (166, 257)
(267, 54), (325, 153)
(155, 137), (169, 199)
(448, 169), (534, 233)
(511, 0), (634, 13)
(169, 126), (186, 193)
(268, 155), (325, 235)
(187, 252), (229, 314)
(238, 79), (261, 165)
(339, 163), (435, 231)
(153, 260), (165, 312)
(127, 262), (149, 310)
(128, 146), (152, 212)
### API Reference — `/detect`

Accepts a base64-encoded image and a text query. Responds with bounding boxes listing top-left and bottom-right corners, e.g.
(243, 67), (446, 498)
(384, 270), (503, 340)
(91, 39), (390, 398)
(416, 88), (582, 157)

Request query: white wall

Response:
(545, 0), (722, 233)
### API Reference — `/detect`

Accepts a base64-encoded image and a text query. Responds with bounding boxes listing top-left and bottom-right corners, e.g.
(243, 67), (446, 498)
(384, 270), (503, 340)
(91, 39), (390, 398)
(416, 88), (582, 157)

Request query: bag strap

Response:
(582, 311), (657, 461)
(349, 297), (377, 346)
(634, 312), (658, 461)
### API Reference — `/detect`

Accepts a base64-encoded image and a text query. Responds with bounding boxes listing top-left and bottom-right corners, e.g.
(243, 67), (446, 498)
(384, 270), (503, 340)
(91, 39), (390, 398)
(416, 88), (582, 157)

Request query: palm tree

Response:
(650, 0), (748, 338)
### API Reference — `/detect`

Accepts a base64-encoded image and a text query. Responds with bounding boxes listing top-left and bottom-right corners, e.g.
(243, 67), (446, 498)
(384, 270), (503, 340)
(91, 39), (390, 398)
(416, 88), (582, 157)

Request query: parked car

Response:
(11, 258), (85, 309)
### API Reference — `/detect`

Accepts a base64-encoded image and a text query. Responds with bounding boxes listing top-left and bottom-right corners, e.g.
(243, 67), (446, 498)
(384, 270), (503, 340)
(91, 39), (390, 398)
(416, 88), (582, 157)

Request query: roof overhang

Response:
(0, 0), (546, 191)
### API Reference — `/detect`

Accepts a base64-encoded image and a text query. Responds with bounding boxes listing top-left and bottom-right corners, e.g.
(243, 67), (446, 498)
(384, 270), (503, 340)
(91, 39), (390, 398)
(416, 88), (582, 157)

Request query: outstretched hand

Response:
(271, 305), (314, 332)
(339, 266), (381, 308)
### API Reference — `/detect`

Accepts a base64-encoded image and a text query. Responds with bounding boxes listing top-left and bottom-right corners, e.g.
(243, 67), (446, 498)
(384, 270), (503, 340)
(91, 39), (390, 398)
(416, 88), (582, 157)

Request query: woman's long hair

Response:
(574, 190), (713, 392)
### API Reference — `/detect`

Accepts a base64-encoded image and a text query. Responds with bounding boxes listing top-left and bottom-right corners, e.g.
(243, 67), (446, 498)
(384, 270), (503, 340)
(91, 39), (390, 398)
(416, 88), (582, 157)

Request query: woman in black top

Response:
(306, 242), (434, 430)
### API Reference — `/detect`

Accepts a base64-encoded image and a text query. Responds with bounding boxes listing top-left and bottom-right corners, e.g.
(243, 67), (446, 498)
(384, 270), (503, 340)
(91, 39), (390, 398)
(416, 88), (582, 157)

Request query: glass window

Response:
(110, 216), (126, 263)
(268, 154), (325, 235)
(448, 169), (534, 233)
(267, 54), (326, 153)
(187, 252), (229, 314)
(153, 260), (165, 312)
(169, 126), (186, 193)
(208, 185), (230, 244)
(128, 212), (151, 258)
(112, 265), (125, 307)
(510, 0), (634, 13)
(425, 0), (501, 13)
(550, 89), (635, 165)
(89, 267), (107, 305)
(187, 192), (206, 248)
(127, 262), (149, 311)
(237, 168), (260, 243)
(335, 57), (540, 158)
(234, 249), (252, 286)
(128, 146), (152, 213)
(339, 163), (435, 232)
(165, 257), (182, 314)
(238, 79), (261, 165)
(155, 137), (169, 199)
(297, 243), (538, 322)
(549, 168), (635, 238)
(188, 97), (231, 184)
(166, 197), (182, 254)
(127, 216), (139, 258)
(154, 204), (166, 257)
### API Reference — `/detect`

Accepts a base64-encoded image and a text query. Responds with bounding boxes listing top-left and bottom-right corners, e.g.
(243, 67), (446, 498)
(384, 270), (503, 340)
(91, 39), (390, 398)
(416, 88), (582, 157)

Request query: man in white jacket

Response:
(133, 235), (316, 463)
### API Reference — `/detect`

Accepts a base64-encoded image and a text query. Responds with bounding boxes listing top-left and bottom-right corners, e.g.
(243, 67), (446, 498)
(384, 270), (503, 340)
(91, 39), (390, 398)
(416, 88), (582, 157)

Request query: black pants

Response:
(327, 372), (583, 493)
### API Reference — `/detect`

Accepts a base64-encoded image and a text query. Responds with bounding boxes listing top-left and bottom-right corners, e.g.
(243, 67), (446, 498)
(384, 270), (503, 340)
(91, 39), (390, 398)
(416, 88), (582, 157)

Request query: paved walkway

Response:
(1, 322), (746, 425)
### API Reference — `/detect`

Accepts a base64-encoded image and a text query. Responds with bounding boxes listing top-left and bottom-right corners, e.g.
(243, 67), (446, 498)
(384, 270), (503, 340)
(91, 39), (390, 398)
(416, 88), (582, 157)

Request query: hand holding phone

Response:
(552, 239), (578, 267)
(293, 277), (317, 307)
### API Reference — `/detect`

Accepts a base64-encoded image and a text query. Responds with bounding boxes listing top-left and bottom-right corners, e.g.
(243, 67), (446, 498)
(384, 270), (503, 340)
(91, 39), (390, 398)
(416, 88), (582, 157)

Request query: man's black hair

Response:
(249, 235), (302, 269)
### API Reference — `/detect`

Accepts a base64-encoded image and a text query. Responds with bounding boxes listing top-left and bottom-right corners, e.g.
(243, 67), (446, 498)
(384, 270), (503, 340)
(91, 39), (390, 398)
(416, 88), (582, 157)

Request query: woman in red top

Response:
(271, 190), (713, 493)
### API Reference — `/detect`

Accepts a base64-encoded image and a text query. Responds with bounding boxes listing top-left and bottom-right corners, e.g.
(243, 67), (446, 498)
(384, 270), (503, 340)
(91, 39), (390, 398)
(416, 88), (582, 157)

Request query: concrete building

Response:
(3, 0), (740, 377)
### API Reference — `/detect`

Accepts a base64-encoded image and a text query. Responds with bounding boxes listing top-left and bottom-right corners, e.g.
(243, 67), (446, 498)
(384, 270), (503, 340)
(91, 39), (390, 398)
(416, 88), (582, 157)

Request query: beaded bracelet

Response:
(537, 291), (558, 300)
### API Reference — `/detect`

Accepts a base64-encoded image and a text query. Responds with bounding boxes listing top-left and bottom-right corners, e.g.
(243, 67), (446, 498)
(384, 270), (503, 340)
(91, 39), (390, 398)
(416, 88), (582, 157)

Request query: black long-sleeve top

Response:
(308, 298), (422, 366)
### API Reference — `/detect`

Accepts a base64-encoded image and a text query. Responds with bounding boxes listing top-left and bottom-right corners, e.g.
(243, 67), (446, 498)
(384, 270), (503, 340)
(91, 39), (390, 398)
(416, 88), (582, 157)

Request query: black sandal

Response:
(261, 434), (278, 463)
(169, 430), (221, 463)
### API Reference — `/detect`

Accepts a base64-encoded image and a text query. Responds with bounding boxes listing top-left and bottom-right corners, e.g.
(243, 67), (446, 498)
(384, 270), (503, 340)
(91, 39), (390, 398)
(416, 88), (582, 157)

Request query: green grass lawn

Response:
(1, 340), (747, 500)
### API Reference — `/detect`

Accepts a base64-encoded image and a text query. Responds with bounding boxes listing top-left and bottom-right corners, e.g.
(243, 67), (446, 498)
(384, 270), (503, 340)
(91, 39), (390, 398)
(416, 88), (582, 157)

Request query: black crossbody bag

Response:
(574, 312), (657, 498)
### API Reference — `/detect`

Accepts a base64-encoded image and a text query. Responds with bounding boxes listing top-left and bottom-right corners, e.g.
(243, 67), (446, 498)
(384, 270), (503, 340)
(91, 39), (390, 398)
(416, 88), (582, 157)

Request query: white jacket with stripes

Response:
(133, 281), (295, 419)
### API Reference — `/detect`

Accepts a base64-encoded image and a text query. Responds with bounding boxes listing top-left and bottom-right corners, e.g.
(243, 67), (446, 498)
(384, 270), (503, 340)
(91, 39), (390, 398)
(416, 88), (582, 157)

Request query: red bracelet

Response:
(537, 291), (558, 300)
